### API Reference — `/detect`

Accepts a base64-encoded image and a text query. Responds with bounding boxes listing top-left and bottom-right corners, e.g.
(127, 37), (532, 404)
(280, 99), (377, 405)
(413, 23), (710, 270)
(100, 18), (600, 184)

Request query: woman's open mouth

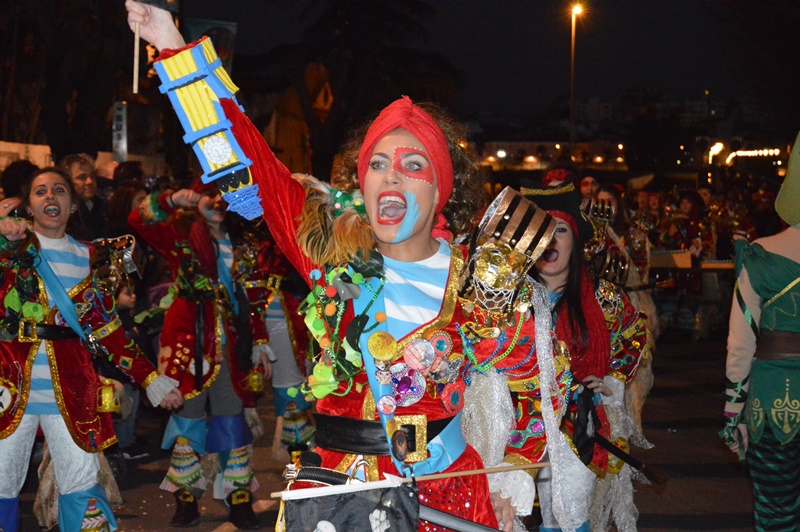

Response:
(541, 248), (559, 263)
(377, 192), (406, 225)
(43, 204), (61, 217)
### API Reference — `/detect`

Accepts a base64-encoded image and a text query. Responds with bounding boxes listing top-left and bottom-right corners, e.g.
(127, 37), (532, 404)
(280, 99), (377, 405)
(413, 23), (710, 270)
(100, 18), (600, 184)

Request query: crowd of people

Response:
(0, 1), (795, 531)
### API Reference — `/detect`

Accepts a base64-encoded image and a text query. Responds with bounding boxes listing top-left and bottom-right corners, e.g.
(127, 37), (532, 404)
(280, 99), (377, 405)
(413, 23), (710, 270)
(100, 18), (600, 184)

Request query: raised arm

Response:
(125, 0), (185, 52)
(124, 0), (315, 280)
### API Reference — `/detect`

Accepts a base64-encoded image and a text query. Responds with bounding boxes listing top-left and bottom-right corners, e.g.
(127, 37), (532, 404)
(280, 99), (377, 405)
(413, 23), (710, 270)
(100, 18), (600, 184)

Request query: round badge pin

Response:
(367, 331), (398, 362)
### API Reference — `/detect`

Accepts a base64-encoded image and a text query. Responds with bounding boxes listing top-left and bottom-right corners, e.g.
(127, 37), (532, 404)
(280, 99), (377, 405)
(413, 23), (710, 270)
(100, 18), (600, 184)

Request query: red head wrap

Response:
(548, 210), (580, 241)
(357, 96), (454, 214)
(542, 168), (579, 189)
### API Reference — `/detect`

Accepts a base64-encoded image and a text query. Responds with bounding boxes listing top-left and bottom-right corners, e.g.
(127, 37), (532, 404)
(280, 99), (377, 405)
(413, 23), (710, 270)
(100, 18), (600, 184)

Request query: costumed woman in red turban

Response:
(124, 2), (575, 529)
(523, 183), (649, 532)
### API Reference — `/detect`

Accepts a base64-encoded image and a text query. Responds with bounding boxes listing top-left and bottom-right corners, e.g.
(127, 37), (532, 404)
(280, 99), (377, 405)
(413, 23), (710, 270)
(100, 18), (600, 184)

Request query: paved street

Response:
(17, 328), (754, 531)
(633, 328), (753, 531)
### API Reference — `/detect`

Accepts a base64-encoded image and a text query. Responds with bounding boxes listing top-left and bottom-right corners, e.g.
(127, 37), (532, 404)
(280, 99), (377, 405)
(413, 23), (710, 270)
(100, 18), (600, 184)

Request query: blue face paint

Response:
(392, 191), (421, 243)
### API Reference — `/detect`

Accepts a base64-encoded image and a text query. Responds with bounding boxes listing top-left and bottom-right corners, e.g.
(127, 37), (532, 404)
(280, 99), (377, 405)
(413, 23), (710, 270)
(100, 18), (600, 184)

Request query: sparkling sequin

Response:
(390, 364), (425, 407)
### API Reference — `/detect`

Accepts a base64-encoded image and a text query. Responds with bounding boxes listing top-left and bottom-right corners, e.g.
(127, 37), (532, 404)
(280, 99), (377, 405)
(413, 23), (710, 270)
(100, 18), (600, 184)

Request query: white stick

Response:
(270, 461), (550, 501)
(133, 22), (140, 94)
(273, 477), (403, 501)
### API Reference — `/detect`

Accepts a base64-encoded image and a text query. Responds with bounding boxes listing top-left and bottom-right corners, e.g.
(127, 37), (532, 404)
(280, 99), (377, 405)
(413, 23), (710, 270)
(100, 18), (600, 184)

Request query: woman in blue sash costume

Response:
(0, 168), (182, 532)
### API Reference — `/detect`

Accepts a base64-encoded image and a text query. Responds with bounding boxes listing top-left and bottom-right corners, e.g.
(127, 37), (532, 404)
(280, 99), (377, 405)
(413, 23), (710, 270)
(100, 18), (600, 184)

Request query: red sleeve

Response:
(127, 192), (180, 261)
(220, 98), (317, 284)
(78, 285), (158, 386)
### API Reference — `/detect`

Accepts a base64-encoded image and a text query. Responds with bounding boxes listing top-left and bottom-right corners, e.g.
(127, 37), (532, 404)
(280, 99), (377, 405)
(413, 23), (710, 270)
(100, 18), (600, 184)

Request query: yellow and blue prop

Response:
(155, 37), (262, 219)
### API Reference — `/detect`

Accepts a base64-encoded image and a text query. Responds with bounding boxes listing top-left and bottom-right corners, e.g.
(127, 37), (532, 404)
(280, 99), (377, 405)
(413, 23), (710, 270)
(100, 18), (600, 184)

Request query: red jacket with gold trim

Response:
(0, 237), (161, 452)
(128, 193), (269, 405)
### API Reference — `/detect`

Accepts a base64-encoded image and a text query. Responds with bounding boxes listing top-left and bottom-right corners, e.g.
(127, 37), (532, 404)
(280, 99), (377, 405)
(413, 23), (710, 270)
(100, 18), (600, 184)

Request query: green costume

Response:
(730, 239), (800, 531)
(738, 242), (800, 443)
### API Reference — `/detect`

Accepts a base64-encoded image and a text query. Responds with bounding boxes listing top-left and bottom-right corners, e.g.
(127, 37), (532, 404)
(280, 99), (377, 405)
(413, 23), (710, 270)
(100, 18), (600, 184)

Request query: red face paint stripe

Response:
(392, 146), (435, 186)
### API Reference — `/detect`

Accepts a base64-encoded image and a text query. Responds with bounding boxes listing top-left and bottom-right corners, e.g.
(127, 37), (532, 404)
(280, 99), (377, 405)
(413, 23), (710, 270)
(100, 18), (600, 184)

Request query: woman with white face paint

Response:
(124, 2), (564, 529)
(0, 168), (182, 532)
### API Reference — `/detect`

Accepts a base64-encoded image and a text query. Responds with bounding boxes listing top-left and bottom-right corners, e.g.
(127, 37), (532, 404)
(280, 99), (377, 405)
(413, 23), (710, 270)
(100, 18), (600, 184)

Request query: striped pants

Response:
(747, 425), (800, 532)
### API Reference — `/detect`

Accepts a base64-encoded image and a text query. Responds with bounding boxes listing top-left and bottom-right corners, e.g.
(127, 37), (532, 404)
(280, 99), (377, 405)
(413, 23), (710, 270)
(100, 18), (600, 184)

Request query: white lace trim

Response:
(487, 463), (536, 517)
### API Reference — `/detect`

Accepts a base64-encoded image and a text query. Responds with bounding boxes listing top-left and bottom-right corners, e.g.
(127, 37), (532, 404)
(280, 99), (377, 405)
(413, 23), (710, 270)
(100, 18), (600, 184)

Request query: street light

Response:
(569, 4), (583, 156)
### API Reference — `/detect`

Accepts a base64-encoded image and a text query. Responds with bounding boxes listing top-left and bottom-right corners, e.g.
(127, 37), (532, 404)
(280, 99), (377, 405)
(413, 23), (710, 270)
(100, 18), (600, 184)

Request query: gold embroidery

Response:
(183, 362), (221, 401)
(750, 397), (765, 433)
(74, 416), (101, 435)
(44, 338), (115, 451)
(363, 391), (377, 420)
(506, 355), (570, 393)
(241, 280), (269, 289)
(92, 317), (122, 340)
(143, 371), (160, 388)
(763, 276), (800, 312)
(771, 378), (800, 436)
(762, 288), (800, 330)
(266, 274), (283, 293)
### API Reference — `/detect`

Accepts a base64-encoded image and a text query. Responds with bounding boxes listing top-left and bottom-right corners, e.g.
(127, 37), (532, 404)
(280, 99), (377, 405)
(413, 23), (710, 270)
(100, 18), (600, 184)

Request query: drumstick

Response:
(133, 22), (140, 94)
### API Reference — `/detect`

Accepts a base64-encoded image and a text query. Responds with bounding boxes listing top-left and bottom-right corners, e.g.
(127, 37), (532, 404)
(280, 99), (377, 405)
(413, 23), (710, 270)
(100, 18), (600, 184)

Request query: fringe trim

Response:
(161, 443), (207, 493)
(221, 446), (259, 496)
(159, 473), (207, 494)
(281, 424), (315, 446)
(81, 500), (109, 532)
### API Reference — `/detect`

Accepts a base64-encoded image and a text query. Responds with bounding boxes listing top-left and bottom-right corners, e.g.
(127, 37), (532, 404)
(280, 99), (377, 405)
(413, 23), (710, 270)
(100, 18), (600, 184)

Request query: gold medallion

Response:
(367, 331), (398, 362)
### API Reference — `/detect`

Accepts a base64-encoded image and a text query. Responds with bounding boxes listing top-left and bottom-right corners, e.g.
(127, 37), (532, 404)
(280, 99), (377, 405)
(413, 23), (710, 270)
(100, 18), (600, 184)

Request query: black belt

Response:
(755, 330), (800, 361)
(313, 413), (453, 456)
(18, 320), (80, 342)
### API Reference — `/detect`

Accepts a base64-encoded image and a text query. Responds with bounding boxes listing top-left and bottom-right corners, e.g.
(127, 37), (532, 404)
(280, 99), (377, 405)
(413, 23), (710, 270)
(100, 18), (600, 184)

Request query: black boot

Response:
(227, 489), (262, 530)
(170, 489), (200, 527)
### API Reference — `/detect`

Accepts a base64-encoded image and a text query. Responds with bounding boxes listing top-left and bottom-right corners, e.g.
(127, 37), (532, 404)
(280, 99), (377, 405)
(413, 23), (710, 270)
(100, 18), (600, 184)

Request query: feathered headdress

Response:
(295, 174), (374, 266)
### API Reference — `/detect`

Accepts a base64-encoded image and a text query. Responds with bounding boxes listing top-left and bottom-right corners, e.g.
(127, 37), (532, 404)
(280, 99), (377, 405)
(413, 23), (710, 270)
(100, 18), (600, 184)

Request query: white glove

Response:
(145, 375), (180, 407)
(252, 343), (277, 364)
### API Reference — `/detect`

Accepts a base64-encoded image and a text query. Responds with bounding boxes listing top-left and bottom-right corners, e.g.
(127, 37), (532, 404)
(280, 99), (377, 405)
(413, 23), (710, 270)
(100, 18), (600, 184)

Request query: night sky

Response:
(182, 1), (763, 119)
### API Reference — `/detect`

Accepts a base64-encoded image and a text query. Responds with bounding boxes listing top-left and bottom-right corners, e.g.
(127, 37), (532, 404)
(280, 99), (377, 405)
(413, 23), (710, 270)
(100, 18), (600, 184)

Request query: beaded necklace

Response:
(297, 256), (386, 399)
(458, 313), (525, 383)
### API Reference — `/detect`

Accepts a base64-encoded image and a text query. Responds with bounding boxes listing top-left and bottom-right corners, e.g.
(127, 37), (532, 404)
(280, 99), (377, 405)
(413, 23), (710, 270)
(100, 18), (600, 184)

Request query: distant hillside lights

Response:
(480, 141), (626, 171)
(700, 142), (787, 177)
(724, 148), (782, 165)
